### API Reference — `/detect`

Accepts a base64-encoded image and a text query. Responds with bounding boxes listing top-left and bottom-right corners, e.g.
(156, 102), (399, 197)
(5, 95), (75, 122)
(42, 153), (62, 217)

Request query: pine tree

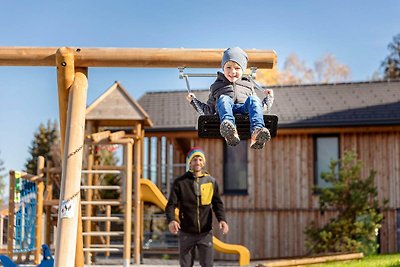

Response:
(305, 151), (385, 255)
(25, 120), (60, 173)
(381, 33), (400, 79)
(0, 151), (5, 206)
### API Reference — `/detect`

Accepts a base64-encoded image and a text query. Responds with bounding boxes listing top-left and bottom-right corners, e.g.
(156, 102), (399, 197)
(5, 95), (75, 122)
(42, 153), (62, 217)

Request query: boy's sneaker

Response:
(250, 128), (271, 149)
(220, 120), (240, 146)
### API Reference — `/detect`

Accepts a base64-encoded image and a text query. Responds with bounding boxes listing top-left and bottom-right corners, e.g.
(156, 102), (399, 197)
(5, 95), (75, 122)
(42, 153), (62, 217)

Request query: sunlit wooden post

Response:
(56, 47), (75, 150)
(74, 67), (88, 267)
(123, 140), (133, 267)
(44, 161), (52, 245)
(84, 146), (94, 264)
(105, 205), (111, 258)
(34, 156), (45, 264)
(54, 70), (88, 267)
(133, 124), (142, 264)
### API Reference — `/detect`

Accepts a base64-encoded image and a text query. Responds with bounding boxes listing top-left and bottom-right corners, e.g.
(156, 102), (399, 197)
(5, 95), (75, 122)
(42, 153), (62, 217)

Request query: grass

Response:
(307, 253), (400, 267)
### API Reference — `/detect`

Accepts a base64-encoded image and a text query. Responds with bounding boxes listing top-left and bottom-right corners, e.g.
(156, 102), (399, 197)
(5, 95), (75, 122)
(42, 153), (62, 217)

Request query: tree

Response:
(25, 120), (60, 173)
(305, 151), (385, 255)
(0, 151), (5, 206)
(381, 33), (400, 79)
(256, 53), (351, 86)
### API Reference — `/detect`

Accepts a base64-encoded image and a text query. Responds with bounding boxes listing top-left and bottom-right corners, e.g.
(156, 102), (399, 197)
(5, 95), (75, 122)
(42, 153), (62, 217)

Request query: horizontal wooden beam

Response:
(262, 253), (364, 267)
(0, 47), (277, 69)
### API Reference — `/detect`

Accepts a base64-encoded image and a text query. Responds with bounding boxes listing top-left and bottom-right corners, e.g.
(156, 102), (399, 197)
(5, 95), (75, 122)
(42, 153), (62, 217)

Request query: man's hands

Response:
(168, 220), (181, 234)
(169, 220), (228, 235)
(219, 221), (229, 235)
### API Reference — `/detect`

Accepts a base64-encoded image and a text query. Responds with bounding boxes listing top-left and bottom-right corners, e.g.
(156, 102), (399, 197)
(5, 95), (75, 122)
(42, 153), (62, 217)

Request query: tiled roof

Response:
(137, 80), (400, 131)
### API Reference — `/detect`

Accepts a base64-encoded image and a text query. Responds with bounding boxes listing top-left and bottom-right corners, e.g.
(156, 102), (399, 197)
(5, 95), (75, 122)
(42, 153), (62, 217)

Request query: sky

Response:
(0, 0), (399, 179)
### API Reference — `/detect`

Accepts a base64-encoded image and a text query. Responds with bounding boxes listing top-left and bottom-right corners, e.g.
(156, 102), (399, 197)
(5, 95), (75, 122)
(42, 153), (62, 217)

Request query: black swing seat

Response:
(198, 114), (278, 139)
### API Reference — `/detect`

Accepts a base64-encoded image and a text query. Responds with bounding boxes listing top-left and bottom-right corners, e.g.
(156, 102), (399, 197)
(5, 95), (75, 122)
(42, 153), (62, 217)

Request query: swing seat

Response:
(198, 114), (278, 139)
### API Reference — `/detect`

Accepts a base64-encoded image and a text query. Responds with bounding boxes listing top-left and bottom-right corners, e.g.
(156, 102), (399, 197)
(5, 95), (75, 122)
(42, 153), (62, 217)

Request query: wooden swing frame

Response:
(0, 46), (277, 267)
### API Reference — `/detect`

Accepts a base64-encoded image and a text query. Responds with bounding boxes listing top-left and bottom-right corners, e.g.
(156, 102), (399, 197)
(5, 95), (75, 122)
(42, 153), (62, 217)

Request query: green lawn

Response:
(308, 254), (400, 267)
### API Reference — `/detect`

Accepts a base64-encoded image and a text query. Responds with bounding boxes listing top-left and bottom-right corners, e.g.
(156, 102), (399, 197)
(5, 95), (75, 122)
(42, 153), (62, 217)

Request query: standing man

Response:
(166, 147), (229, 267)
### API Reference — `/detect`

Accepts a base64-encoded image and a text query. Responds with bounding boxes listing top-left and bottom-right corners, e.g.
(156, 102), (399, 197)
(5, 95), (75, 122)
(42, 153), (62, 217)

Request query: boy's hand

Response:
(219, 221), (229, 235)
(263, 88), (274, 98)
(263, 88), (274, 111)
(186, 93), (196, 103)
(168, 220), (180, 234)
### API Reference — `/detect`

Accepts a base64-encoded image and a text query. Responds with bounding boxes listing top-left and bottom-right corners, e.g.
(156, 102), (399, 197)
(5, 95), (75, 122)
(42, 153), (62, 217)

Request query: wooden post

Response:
(123, 140), (134, 267)
(140, 129), (145, 178)
(139, 130), (145, 262)
(74, 67), (88, 267)
(147, 137), (152, 180)
(133, 124), (142, 264)
(156, 137), (162, 189)
(45, 161), (52, 246)
(54, 71), (88, 267)
(105, 205), (111, 258)
(75, 202), (84, 267)
(34, 156), (45, 264)
(56, 47), (75, 153)
(84, 148), (94, 264)
(166, 138), (171, 195)
(7, 171), (16, 259)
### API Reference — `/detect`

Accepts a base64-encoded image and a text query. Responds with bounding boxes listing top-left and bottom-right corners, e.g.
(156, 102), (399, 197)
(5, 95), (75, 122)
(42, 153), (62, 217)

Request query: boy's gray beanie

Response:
(221, 47), (248, 71)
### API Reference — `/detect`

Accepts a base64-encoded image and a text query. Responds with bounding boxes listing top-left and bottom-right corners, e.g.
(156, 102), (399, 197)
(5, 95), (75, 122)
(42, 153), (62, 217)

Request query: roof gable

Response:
(86, 81), (152, 127)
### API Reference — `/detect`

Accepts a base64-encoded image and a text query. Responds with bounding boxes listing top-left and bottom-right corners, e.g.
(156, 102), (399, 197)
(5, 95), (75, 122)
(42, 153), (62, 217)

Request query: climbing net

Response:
(13, 171), (37, 253)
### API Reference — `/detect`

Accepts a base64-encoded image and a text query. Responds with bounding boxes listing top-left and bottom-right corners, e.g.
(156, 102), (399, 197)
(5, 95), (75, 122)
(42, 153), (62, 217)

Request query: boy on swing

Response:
(187, 47), (273, 149)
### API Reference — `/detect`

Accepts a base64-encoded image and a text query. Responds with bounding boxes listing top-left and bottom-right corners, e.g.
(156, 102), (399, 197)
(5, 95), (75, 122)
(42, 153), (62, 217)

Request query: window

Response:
(223, 141), (248, 194)
(314, 135), (339, 188)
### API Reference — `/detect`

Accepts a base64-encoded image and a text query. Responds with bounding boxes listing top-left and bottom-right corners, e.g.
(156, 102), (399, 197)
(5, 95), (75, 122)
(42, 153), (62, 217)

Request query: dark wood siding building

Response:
(136, 80), (400, 260)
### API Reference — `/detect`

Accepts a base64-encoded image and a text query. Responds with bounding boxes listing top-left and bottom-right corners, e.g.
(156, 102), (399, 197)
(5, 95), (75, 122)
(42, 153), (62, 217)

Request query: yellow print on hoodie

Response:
(200, 182), (213, 205)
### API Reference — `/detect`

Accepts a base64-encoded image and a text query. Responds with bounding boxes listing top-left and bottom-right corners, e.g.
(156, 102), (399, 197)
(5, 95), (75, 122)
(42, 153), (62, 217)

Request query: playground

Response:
(1, 46), (400, 267)
(0, 47), (276, 267)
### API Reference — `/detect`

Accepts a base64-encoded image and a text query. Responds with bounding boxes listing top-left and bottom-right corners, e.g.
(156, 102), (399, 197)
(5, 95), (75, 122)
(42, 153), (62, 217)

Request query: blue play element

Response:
(0, 244), (54, 267)
(14, 177), (37, 254)
(0, 255), (17, 267)
(37, 244), (54, 267)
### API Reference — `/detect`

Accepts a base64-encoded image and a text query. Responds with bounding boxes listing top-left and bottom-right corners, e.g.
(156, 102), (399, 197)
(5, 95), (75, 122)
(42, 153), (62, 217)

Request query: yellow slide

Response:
(140, 178), (250, 266)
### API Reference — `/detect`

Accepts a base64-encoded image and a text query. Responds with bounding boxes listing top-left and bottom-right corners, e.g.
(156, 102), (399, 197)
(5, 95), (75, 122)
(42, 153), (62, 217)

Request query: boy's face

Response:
(190, 156), (204, 172)
(223, 61), (243, 83)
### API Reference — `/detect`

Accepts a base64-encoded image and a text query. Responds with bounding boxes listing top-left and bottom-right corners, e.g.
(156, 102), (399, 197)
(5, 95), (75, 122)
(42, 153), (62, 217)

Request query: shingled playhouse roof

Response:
(138, 79), (400, 131)
(86, 81), (153, 127)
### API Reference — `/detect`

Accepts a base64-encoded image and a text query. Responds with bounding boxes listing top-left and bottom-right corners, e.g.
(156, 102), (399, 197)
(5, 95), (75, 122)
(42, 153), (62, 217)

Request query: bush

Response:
(305, 151), (386, 255)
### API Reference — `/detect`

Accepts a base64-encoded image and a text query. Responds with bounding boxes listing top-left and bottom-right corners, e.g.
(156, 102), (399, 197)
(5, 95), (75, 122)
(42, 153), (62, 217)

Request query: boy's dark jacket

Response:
(165, 171), (226, 234)
(198, 71), (256, 115)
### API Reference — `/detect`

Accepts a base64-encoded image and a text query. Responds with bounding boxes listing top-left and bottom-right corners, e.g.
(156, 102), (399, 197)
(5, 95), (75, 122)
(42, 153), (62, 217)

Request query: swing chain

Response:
(249, 67), (273, 114)
(179, 67), (205, 115)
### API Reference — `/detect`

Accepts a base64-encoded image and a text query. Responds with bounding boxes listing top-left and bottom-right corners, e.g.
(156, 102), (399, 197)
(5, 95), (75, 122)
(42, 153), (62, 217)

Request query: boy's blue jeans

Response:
(216, 95), (265, 133)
